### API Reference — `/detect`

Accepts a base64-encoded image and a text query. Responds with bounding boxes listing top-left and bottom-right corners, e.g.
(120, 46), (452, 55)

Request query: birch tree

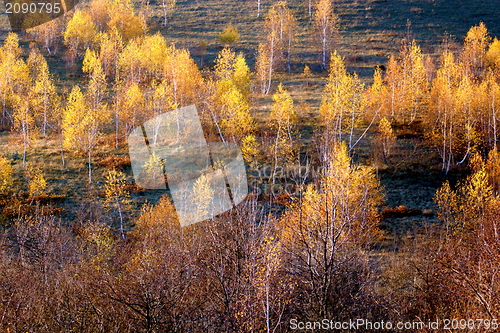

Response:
(270, 83), (297, 184)
(27, 49), (59, 137)
(314, 0), (339, 69)
(161, 0), (176, 26)
(104, 169), (130, 239)
(62, 86), (106, 183)
(278, 142), (382, 318)
(10, 58), (33, 165)
(319, 51), (364, 148)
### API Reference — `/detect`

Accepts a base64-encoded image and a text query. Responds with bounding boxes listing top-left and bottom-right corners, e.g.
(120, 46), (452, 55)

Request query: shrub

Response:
(219, 23), (239, 45)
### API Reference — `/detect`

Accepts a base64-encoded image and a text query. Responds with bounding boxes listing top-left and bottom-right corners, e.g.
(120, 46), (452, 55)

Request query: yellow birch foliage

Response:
(64, 11), (98, 57)
(241, 134), (261, 168)
(314, 0), (339, 68)
(478, 71), (500, 151)
(281, 142), (382, 242)
(83, 48), (107, 109)
(463, 165), (493, 221)
(271, 83), (297, 134)
(100, 0), (147, 40)
(81, 222), (115, 266)
(436, 159), (496, 232)
(144, 33), (172, 77)
(141, 152), (164, 188)
(62, 85), (107, 161)
(461, 22), (491, 78)
(11, 58), (34, 163)
(384, 55), (403, 122)
(191, 174), (213, 219)
(89, 0), (112, 31)
(98, 29), (124, 80)
(256, 2), (291, 95)
(219, 83), (255, 142)
(118, 83), (145, 134)
(219, 23), (239, 45)
(129, 195), (181, 248)
(0, 157), (13, 194)
(163, 48), (203, 106)
(27, 49), (59, 136)
(319, 51), (364, 143)
(0, 34), (23, 127)
(486, 148), (500, 194)
(117, 39), (144, 84)
(270, 84), (297, 177)
(486, 38), (500, 70)
(383, 41), (429, 124)
(271, 1), (296, 71)
(364, 66), (388, 121)
(214, 47), (236, 81)
(215, 47), (251, 99)
(108, 11), (147, 42)
(278, 141), (383, 293)
(82, 51), (109, 166)
(62, 86), (88, 151)
(104, 169), (129, 206)
(256, 42), (271, 95)
(149, 80), (178, 119)
(427, 51), (464, 171)
(26, 165), (47, 199)
(233, 54), (251, 98)
(375, 117), (396, 163)
(404, 42), (429, 123)
(118, 33), (172, 84)
(252, 233), (292, 332)
(89, 0), (146, 40)
(301, 64), (312, 87)
(104, 169), (130, 237)
(453, 76), (481, 160)
(212, 48), (255, 142)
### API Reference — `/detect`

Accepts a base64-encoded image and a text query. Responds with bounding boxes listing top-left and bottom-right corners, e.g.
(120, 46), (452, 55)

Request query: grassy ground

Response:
(150, 0), (500, 78)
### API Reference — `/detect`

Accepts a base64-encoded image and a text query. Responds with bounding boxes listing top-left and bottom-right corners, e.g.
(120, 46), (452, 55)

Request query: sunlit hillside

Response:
(0, 0), (500, 331)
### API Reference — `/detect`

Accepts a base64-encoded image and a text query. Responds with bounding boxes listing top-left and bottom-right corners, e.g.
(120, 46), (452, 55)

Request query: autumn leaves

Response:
(0, 35), (59, 165)
(256, 0), (339, 94)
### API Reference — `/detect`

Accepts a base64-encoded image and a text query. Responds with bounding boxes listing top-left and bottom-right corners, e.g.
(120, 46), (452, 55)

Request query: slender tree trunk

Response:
(493, 92), (497, 151)
(441, 115), (447, 171)
(117, 197), (124, 239)
(266, 37), (275, 95)
(287, 37), (292, 72)
(272, 129), (281, 185)
(61, 142), (65, 168)
(88, 149), (92, 184)
(265, 278), (270, 332)
(22, 121), (27, 166)
(43, 94), (48, 137)
(162, 0), (168, 26)
(322, 32), (327, 68)
(1, 93), (7, 126)
(115, 104), (119, 151)
(446, 119), (453, 173)
(349, 106), (355, 149)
